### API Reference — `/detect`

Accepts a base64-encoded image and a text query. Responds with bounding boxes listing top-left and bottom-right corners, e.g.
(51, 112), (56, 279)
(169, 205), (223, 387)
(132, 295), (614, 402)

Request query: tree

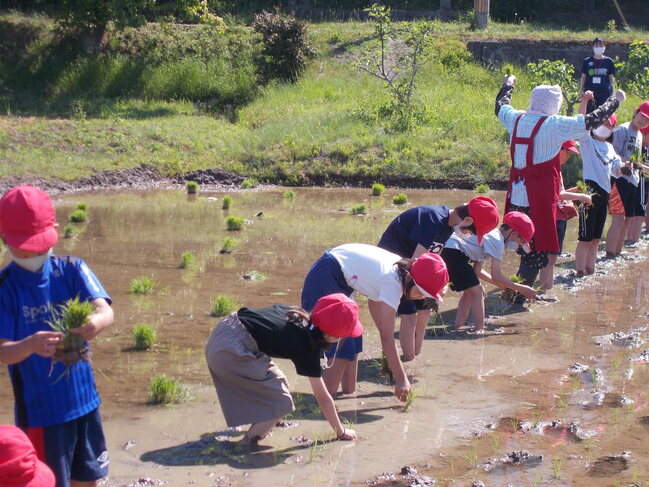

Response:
(616, 41), (649, 99)
(525, 59), (580, 116)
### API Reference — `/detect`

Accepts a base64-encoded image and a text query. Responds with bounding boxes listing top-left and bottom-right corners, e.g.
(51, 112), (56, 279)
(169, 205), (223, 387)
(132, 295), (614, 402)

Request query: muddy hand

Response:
(30, 331), (63, 358)
(395, 377), (411, 402)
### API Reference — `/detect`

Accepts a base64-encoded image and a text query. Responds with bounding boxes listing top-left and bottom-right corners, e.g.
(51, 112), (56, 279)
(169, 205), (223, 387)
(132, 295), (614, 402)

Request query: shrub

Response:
(76, 202), (88, 211)
(220, 237), (238, 253)
(211, 295), (238, 316)
(252, 8), (316, 83)
(68, 208), (88, 223)
(132, 323), (156, 351)
(475, 183), (490, 194)
(129, 277), (158, 295)
(241, 178), (258, 189)
(148, 374), (188, 405)
(222, 195), (232, 209)
(393, 193), (408, 205)
(351, 203), (368, 215)
(371, 183), (385, 196)
(284, 189), (297, 200)
(226, 216), (244, 231)
(186, 181), (199, 194)
(179, 251), (196, 269)
(63, 225), (76, 238)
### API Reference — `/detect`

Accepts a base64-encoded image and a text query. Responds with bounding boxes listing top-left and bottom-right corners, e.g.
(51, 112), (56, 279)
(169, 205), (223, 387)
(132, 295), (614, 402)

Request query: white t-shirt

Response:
(443, 228), (505, 263)
(329, 243), (403, 311)
(612, 122), (641, 186)
(579, 132), (622, 193)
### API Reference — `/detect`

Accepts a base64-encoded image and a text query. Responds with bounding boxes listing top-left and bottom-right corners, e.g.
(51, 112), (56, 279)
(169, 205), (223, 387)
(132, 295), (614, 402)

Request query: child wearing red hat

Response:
(377, 196), (499, 360)
(205, 293), (362, 444)
(441, 212), (537, 332)
(302, 244), (449, 401)
(0, 186), (114, 487)
(0, 424), (55, 487)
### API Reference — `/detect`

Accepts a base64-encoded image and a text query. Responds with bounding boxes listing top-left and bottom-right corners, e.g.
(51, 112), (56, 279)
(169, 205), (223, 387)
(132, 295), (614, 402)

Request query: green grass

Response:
(129, 276), (158, 295)
(186, 181), (199, 194)
(284, 189), (297, 200)
(371, 183), (385, 196)
(63, 224), (76, 238)
(179, 251), (196, 269)
(147, 374), (189, 405)
(132, 323), (156, 351)
(350, 203), (367, 215)
(241, 178), (258, 189)
(210, 295), (238, 316)
(220, 237), (238, 254)
(475, 183), (491, 194)
(75, 202), (88, 211)
(222, 195), (232, 210)
(68, 208), (88, 222)
(225, 216), (244, 231)
(393, 193), (408, 205)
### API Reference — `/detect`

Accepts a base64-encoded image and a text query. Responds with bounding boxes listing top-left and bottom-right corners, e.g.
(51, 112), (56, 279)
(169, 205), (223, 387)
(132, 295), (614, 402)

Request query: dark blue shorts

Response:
(550, 219), (568, 255)
(28, 408), (108, 487)
(302, 250), (363, 360)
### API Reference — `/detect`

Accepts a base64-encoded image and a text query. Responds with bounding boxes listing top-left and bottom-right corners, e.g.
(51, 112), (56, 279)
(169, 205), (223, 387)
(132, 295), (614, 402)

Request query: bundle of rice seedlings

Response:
(48, 296), (94, 368)
(500, 275), (524, 304)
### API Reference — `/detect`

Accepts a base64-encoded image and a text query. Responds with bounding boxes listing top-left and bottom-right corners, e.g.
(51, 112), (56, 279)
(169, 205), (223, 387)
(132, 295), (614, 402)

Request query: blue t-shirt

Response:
(378, 205), (453, 257)
(0, 255), (111, 428)
(581, 56), (616, 103)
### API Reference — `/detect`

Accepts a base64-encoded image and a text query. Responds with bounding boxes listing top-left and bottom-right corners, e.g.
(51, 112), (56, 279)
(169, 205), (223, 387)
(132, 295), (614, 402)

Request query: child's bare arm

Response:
(490, 259), (537, 299)
(69, 298), (113, 342)
(0, 332), (63, 365)
(309, 377), (356, 440)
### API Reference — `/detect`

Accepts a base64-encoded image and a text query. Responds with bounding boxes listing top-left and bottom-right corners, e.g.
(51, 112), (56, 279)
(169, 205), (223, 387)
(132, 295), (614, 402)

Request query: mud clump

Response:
(588, 452), (630, 477)
(594, 331), (644, 348)
(481, 450), (543, 472)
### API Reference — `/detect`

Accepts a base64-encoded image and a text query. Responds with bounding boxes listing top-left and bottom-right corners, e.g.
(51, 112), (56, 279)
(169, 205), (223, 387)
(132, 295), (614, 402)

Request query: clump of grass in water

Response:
(76, 202), (88, 211)
(63, 225), (76, 238)
(371, 183), (385, 196)
(211, 295), (238, 317)
(243, 270), (267, 281)
(148, 374), (189, 405)
(222, 195), (232, 210)
(241, 178), (258, 189)
(132, 323), (156, 351)
(226, 216), (244, 231)
(284, 189), (296, 200)
(403, 389), (419, 412)
(69, 208), (88, 223)
(220, 237), (238, 254)
(179, 251), (196, 269)
(129, 277), (158, 295)
(552, 458), (563, 479)
(475, 183), (491, 194)
(47, 296), (94, 368)
(186, 181), (199, 194)
(393, 193), (407, 205)
(371, 354), (394, 384)
(500, 274), (524, 304)
(350, 203), (367, 215)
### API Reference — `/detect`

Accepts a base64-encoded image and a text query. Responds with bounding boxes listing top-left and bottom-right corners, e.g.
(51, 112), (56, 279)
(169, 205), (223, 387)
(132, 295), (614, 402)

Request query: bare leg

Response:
(539, 254), (557, 290)
(340, 355), (359, 394)
(586, 239), (600, 274)
(605, 214), (625, 255)
(454, 291), (471, 329)
(616, 217), (631, 254)
(414, 309), (431, 356)
(627, 216), (643, 242)
(242, 418), (280, 444)
(466, 285), (485, 330)
(399, 313), (417, 361)
(71, 481), (98, 487)
(322, 358), (350, 397)
(575, 241), (589, 273)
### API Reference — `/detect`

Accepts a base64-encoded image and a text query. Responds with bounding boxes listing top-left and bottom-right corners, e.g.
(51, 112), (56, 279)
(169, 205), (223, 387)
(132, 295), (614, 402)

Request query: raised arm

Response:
(495, 75), (516, 117)
(584, 90), (625, 130)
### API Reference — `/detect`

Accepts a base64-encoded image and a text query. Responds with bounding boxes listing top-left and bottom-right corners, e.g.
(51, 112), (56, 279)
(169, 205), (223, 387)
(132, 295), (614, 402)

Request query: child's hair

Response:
(287, 306), (332, 351)
(395, 258), (417, 296)
(454, 204), (477, 234)
(592, 37), (605, 46)
(500, 223), (512, 233)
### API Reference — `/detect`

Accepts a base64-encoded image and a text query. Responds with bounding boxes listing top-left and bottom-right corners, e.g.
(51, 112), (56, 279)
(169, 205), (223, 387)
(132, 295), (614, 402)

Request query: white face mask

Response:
(453, 224), (472, 241)
(593, 125), (613, 139)
(7, 248), (51, 272)
(593, 47), (605, 56)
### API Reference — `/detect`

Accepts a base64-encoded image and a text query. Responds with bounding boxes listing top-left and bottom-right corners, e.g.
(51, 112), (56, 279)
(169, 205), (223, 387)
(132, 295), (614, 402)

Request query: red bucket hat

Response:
(561, 139), (579, 154)
(467, 196), (500, 244)
(0, 425), (55, 487)
(410, 252), (449, 302)
(0, 186), (58, 252)
(503, 211), (535, 243)
(311, 293), (363, 338)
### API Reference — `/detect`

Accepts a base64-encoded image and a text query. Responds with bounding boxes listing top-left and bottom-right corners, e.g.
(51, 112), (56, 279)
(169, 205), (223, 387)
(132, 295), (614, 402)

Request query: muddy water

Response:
(1, 187), (649, 487)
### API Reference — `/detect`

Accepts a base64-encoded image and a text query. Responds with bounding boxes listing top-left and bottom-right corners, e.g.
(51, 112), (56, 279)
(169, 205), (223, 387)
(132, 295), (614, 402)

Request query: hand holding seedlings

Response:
(30, 331), (63, 358)
(68, 299), (113, 342)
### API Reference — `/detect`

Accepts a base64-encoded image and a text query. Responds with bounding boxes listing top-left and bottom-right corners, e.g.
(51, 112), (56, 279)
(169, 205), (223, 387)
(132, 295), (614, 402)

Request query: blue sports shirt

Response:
(0, 255), (111, 427)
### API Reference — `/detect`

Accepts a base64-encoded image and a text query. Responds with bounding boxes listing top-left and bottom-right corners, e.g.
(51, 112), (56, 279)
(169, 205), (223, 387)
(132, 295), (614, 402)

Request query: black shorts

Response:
(633, 179), (646, 217)
(440, 248), (479, 292)
(578, 180), (609, 241)
(615, 177), (639, 217)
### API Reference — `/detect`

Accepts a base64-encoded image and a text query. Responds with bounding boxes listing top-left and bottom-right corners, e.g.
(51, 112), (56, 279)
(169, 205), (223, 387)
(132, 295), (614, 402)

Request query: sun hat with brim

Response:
(0, 425), (55, 487)
(410, 252), (449, 302)
(503, 211), (535, 243)
(311, 293), (363, 338)
(638, 101), (649, 119)
(467, 196), (500, 244)
(561, 139), (579, 154)
(0, 186), (58, 252)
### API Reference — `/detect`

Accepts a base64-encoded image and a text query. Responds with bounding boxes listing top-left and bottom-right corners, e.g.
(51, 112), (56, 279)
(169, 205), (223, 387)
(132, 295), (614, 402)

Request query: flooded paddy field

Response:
(2, 186), (649, 486)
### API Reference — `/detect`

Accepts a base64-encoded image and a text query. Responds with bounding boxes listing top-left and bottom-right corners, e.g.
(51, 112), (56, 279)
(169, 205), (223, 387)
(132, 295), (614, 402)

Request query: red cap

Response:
(561, 139), (580, 154)
(0, 186), (58, 252)
(467, 196), (500, 244)
(311, 294), (363, 338)
(638, 101), (649, 119)
(503, 211), (535, 243)
(608, 113), (617, 127)
(410, 253), (449, 302)
(0, 425), (55, 487)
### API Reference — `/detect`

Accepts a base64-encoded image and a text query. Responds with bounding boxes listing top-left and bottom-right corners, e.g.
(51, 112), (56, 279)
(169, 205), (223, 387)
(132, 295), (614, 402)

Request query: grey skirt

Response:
(205, 313), (295, 427)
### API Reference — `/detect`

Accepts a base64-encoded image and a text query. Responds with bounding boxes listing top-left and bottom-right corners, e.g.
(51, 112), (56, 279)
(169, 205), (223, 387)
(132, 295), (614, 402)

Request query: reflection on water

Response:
(1, 187), (648, 486)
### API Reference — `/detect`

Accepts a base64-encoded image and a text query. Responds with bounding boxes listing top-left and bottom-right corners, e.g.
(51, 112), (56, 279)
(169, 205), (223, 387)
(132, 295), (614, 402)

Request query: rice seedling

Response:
(222, 195), (232, 210)
(308, 437), (322, 463)
(510, 417), (520, 433)
(186, 181), (199, 194)
(241, 178), (258, 189)
(243, 270), (267, 281)
(47, 296), (95, 367)
(403, 389), (419, 412)
(475, 183), (491, 194)
(371, 183), (385, 196)
(489, 433), (500, 455)
(226, 216), (244, 231)
(500, 274), (524, 304)
(179, 251), (196, 269)
(530, 470), (543, 487)
(68, 208), (88, 223)
(75, 202), (88, 211)
(350, 203), (367, 215)
(464, 439), (479, 467)
(284, 189), (296, 200)
(132, 323), (156, 351)
(147, 374), (189, 405)
(371, 354), (394, 384)
(129, 276), (158, 295)
(211, 295), (238, 317)
(393, 193), (408, 205)
(551, 458), (563, 479)
(220, 237), (238, 254)
(63, 225), (76, 238)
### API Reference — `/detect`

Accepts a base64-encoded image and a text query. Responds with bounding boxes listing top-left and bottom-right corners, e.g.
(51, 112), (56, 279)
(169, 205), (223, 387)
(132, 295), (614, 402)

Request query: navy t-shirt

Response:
(238, 304), (322, 378)
(378, 205), (453, 257)
(581, 56), (616, 104)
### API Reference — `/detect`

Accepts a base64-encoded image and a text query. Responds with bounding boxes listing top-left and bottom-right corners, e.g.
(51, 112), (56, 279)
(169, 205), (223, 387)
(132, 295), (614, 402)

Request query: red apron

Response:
(504, 114), (561, 253)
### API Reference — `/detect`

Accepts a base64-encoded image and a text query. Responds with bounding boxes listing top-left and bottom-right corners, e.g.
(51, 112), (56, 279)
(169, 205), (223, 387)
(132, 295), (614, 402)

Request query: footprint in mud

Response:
(588, 452), (630, 477)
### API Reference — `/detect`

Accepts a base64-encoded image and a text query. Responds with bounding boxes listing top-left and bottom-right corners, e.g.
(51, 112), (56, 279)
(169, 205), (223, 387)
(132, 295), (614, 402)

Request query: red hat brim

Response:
(2, 226), (58, 253)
